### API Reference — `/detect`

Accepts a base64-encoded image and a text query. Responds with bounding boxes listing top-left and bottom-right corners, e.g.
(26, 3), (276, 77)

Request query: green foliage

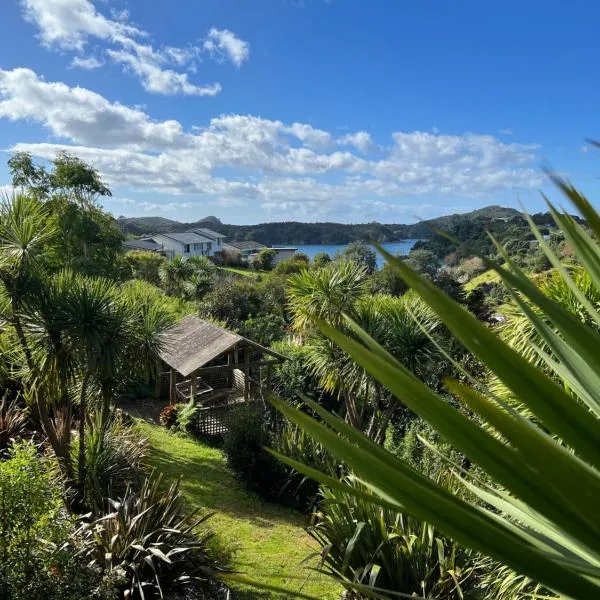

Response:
(159, 404), (178, 429)
(0, 441), (68, 599)
(47, 152), (112, 204)
(85, 472), (216, 599)
(312, 251), (332, 268)
(311, 480), (478, 599)
(200, 276), (284, 328)
(0, 394), (27, 454)
(403, 248), (439, 277)
(175, 400), (198, 433)
(8, 152), (122, 278)
(370, 261), (408, 296)
(273, 258), (306, 276)
(223, 403), (334, 510)
(70, 412), (149, 514)
(288, 260), (369, 330)
(476, 556), (556, 600)
(339, 241), (377, 274)
(124, 250), (166, 286)
(159, 255), (195, 296)
(223, 404), (287, 502)
(270, 173), (600, 599)
(252, 247), (276, 271)
(240, 313), (286, 346)
(270, 339), (332, 406)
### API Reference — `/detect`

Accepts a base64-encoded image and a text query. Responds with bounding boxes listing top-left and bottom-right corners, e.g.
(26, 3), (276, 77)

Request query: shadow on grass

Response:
(145, 430), (307, 528)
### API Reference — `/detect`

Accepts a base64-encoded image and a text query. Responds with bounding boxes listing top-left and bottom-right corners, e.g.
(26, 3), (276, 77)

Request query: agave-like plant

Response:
(312, 478), (478, 599)
(268, 174), (600, 599)
(86, 472), (216, 599)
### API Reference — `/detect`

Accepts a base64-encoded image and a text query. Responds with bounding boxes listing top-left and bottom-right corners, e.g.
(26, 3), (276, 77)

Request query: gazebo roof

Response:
(160, 316), (285, 377)
(160, 316), (242, 377)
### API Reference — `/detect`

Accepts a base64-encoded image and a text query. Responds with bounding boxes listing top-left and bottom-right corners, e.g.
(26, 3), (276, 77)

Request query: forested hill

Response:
(117, 205), (537, 245)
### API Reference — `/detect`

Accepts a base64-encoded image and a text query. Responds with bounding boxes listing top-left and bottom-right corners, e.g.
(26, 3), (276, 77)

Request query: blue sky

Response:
(0, 0), (597, 224)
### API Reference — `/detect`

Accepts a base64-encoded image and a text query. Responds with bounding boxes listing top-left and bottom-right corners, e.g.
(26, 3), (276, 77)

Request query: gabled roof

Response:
(157, 232), (213, 245)
(225, 240), (267, 251)
(160, 316), (242, 376)
(188, 227), (225, 240)
(123, 239), (163, 252)
(160, 316), (286, 377)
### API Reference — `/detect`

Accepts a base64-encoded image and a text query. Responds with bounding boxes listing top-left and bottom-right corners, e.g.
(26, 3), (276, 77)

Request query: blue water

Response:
(294, 240), (420, 269)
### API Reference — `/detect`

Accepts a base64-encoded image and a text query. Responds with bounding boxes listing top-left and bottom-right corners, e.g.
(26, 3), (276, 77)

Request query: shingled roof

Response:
(160, 316), (243, 377)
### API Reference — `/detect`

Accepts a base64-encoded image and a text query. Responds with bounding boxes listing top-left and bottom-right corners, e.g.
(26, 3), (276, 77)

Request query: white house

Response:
(187, 228), (225, 251)
(150, 232), (216, 259)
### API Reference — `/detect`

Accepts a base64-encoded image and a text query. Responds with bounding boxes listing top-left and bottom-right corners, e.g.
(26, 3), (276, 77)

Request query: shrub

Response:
(222, 404), (287, 502)
(0, 394), (27, 454)
(311, 480), (478, 599)
(312, 252), (332, 268)
(175, 400), (198, 433)
(159, 404), (178, 429)
(252, 248), (276, 271)
(224, 403), (337, 510)
(85, 472), (217, 599)
(273, 258), (305, 276)
(71, 412), (148, 514)
(240, 313), (286, 346)
(476, 555), (556, 600)
(0, 441), (68, 599)
(339, 241), (377, 274)
(124, 250), (166, 286)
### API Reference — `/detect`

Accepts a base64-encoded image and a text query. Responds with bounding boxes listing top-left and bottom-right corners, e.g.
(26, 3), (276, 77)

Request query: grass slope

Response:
(219, 266), (258, 278)
(463, 269), (502, 291)
(140, 423), (339, 599)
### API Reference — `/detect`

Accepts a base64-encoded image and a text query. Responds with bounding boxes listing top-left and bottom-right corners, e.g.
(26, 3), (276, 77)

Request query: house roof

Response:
(188, 227), (225, 240)
(159, 316), (287, 377)
(123, 239), (163, 252)
(159, 232), (213, 245)
(225, 240), (267, 251)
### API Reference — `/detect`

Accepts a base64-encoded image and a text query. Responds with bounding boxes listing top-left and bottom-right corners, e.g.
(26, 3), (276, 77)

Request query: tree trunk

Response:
(12, 305), (69, 476)
(77, 371), (91, 509)
(343, 389), (360, 429)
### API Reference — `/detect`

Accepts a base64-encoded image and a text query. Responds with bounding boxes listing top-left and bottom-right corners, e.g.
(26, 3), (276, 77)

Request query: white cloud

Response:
(1, 68), (543, 217)
(338, 131), (373, 152)
(203, 28), (250, 67)
(70, 55), (103, 69)
(19, 0), (239, 96)
(0, 68), (189, 150)
(499, 128), (515, 135)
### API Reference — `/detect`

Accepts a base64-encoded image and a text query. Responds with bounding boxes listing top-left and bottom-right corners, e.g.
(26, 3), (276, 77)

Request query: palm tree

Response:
(287, 261), (369, 427)
(117, 281), (176, 397)
(159, 256), (195, 296)
(288, 262), (444, 437)
(0, 193), (64, 462)
(183, 270), (214, 301)
(287, 260), (369, 331)
(186, 254), (216, 274)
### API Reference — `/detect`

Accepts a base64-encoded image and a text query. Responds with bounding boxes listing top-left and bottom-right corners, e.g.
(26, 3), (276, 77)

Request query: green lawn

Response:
(219, 266), (259, 278)
(139, 423), (340, 599)
(463, 268), (502, 291)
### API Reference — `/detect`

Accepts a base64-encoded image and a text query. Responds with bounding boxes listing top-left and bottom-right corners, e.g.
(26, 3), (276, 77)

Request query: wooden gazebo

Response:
(159, 316), (286, 408)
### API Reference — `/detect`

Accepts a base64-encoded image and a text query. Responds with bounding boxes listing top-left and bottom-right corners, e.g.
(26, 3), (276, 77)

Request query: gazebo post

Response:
(244, 349), (250, 401)
(190, 370), (197, 402)
(169, 368), (177, 404)
(266, 363), (271, 395)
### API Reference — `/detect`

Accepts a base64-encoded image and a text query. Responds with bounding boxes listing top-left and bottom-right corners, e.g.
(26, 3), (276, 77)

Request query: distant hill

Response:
(117, 205), (539, 246)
